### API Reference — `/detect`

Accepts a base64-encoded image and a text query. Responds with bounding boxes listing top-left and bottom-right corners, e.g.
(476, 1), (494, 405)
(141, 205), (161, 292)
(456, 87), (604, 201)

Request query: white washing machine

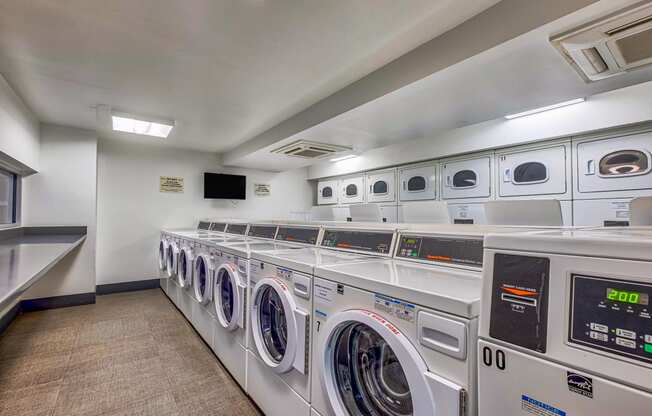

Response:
(188, 240), (221, 345)
(247, 226), (398, 416)
(311, 229), (485, 416)
(211, 224), (322, 391)
(496, 141), (573, 225)
(158, 232), (172, 296)
(478, 227), (652, 415)
(573, 126), (652, 226)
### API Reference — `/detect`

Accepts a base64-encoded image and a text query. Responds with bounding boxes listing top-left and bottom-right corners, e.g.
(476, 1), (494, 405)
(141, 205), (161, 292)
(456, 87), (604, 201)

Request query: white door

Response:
(366, 170), (396, 203)
(498, 145), (567, 197)
(577, 132), (652, 194)
(339, 175), (365, 204)
(317, 180), (339, 205)
(398, 165), (437, 201)
(441, 157), (491, 200)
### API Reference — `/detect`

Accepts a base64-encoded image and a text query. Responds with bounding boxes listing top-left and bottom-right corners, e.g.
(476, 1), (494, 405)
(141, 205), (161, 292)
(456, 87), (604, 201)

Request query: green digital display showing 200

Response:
(606, 288), (649, 305)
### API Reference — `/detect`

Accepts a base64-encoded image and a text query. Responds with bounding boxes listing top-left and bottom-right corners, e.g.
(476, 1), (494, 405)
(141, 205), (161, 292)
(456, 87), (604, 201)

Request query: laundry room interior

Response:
(1, 1), (652, 415)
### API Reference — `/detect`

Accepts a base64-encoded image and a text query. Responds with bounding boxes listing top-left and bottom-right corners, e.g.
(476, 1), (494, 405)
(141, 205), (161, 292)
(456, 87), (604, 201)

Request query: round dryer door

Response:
(251, 277), (308, 374)
(166, 242), (179, 278)
(193, 254), (213, 304)
(214, 263), (245, 330)
(320, 310), (440, 416)
(178, 247), (194, 288)
(158, 239), (169, 270)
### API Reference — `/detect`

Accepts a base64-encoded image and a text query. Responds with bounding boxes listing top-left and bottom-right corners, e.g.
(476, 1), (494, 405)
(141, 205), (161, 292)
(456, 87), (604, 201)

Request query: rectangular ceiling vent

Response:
(551, 1), (652, 82)
(271, 140), (352, 159)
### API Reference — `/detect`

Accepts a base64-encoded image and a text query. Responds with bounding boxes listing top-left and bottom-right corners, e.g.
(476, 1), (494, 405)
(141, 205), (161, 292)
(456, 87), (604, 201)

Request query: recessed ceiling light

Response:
(330, 154), (358, 162)
(504, 98), (585, 120)
(111, 113), (175, 138)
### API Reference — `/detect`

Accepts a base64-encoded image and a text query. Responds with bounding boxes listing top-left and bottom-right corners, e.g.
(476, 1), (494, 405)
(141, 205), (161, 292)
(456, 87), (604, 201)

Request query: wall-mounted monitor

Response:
(204, 173), (246, 200)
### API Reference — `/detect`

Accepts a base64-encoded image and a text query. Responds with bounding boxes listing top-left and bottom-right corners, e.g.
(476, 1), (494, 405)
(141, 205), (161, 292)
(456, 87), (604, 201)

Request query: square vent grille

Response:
(272, 140), (352, 159)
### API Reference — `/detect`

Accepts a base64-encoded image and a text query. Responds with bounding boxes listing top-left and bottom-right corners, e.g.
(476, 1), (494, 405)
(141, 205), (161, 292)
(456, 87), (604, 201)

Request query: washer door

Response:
(321, 310), (452, 416)
(178, 247), (194, 288)
(158, 239), (169, 271)
(193, 254), (213, 304)
(251, 278), (308, 374)
(166, 242), (179, 278)
(214, 263), (245, 330)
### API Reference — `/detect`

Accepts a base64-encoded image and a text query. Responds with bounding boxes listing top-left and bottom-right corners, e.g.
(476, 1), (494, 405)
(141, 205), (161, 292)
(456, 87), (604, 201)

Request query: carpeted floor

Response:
(0, 289), (260, 416)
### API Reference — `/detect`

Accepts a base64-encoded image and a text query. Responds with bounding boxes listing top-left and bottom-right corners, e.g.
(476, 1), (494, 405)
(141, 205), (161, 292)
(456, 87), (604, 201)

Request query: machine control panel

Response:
(209, 222), (227, 232)
(489, 253), (550, 353)
(248, 225), (278, 239)
(570, 275), (652, 364)
(320, 229), (394, 255)
(197, 221), (211, 230)
(396, 234), (483, 267)
(275, 226), (320, 245)
(225, 223), (247, 235)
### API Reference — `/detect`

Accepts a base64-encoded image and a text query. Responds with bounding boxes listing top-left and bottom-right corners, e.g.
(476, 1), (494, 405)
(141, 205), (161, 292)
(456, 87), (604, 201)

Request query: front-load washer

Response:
(247, 226), (398, 416)
(158, 232), (171, 294)
(311, 246), (483, 416)
(478, 227), (652, 415)
(210, 224), (322, 390)
(189, 241), (221, 345)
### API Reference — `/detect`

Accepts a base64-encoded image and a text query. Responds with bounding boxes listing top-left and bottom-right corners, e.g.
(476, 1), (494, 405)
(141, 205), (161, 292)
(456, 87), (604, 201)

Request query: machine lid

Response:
(484, 227), (652, 262)
(315, 259), (482, 318)
(253, 247), (373, 275)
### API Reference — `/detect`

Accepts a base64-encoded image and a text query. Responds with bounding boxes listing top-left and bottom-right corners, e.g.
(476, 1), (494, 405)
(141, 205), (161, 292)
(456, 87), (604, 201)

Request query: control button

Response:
(645, 335), (652, 344)
(645, 344), (652, 354)
(616, 328), (637, 340)
(615, 337), (637, 349)
(590, 331), (609, 342)
(590, 323), (609, 333)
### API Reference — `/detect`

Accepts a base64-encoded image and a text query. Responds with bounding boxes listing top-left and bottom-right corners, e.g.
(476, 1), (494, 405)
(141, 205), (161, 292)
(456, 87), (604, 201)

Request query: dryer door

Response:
(251, 277), (308, 374)
(366, 171), (396, 203)
(398, 165), (436, 201)
(320, 309), (462, 416)
(498, 146), (567, 197)
(577, 133), (652, 194)
(178, 247), (194, 288)
(193, 254), (214, 304)
(442, 157), (491, 200)
(214, 263), (246, 330)
(340, 176), (365, 204)
(318, 180), (339, 205)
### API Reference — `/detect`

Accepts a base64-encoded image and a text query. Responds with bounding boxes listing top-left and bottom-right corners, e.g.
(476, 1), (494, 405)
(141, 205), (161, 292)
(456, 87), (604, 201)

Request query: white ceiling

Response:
(0, 0), (500, 151)
(233, 0), (652, 171)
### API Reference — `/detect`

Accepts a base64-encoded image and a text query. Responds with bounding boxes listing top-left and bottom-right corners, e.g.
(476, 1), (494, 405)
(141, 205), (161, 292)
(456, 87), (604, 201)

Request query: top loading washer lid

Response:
(484, 227), (652, 261)
(217, 241), (299, 258)
(253, 247), (375, 275)
(315, 259), (482, 318)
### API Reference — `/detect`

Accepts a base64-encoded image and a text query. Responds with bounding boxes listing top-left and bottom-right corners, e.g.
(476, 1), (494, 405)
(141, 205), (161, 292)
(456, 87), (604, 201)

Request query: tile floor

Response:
(0, 289), (261, 416)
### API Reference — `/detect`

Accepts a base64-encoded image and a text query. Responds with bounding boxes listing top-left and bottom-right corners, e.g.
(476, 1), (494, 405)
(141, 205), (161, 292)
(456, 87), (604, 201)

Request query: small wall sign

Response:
(254, 183), (271, 196)
(160, 176), (184, 193)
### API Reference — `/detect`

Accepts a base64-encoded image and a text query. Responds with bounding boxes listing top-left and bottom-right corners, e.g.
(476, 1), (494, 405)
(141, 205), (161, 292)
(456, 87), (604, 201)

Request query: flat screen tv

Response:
(204, 173), (246, 200)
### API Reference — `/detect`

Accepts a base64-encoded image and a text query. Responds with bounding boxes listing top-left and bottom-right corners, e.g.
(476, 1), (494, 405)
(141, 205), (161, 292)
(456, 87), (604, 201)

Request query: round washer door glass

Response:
(258, 286), (288, 363)
(217, 269), (234, 323)
(196, 258), (207, 295)
(179, 252), (187, 280)
(333, 322), (412, 416)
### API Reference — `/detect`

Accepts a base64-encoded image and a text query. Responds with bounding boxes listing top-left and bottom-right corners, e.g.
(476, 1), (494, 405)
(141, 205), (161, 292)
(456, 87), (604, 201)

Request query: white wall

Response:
(308, 80), (652, 179)
(96, 139), (313, 285)
(0, 73), (39, 173)
(21, 124), (98, 298)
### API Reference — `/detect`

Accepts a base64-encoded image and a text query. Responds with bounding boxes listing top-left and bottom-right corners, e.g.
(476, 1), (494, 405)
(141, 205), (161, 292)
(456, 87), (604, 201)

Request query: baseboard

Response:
(21, 292), (96, 312)
(96, 279), (160, 295)
(0, 302), (22, 335)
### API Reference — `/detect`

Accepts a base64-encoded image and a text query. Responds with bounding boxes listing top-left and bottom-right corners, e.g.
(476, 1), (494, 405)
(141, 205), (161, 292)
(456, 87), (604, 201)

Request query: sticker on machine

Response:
(521, 395), (566, 416)
(314, 280), (337, 305)
(374, 294), (416, 323)
(567, 372), (593, 398)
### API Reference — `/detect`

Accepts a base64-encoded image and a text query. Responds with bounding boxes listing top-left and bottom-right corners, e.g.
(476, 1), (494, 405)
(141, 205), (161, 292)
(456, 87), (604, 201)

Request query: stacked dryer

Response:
(247, 225), (399, 416)
(440, 152), (493, 224)
(478, 227), (652, 415)
(572, 125), (652, 226)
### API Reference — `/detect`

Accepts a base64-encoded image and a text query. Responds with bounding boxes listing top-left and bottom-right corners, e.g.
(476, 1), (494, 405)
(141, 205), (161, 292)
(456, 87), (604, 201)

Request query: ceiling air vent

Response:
(551, 1), (652, 82)
(272, 140), (352, 159)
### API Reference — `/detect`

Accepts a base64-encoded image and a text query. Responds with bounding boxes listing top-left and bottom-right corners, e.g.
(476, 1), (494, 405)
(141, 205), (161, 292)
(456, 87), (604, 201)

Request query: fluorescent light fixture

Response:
(111, 113), (175, 138)
(504, 98), (585, 120)
(330, 154), (358, 162)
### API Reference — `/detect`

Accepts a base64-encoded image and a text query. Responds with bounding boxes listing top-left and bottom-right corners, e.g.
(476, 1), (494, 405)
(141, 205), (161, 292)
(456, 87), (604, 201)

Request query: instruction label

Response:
(521, 395), (566, 416)
(160, 176), (184, 193)
(315, 280), (336, 305)
(374, 294), (415, 323)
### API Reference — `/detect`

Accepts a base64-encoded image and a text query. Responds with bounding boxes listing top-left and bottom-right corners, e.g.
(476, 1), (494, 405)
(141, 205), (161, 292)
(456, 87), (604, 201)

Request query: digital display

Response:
(320, 230), (393, 254)
(248, 225), (277, 239)
(606, 288), (649, 305)
(275, 227), (319, 245)
(226, 224), (247, 235)
(396, 235), (483, 267)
